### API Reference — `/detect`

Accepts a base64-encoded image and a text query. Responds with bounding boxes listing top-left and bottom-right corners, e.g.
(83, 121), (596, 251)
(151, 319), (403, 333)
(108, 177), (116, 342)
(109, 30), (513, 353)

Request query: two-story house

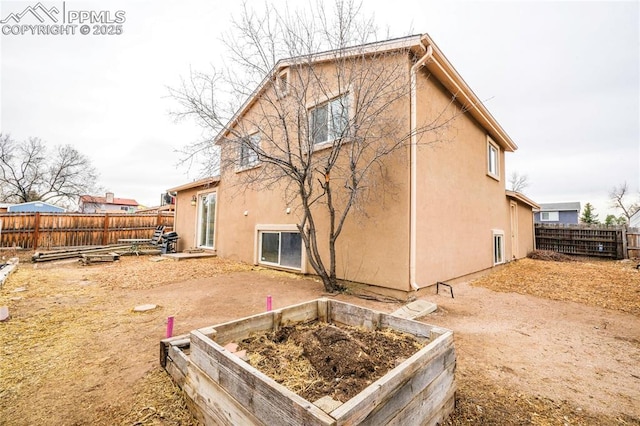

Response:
(169, 33), (538, 296)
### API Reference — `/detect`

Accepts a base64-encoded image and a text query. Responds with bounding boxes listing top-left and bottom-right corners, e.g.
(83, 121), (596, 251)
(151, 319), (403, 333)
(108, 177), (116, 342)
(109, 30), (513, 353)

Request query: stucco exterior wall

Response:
(514, 200), (536, 258)
(413, 70), (510, 286)
(171, 45), (537, 293)
(214, 54), (412, 290)
(172, 185), (218, 252)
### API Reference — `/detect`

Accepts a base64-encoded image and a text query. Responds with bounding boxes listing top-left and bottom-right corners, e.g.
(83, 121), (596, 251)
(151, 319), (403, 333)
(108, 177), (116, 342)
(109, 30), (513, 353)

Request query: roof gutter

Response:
(409, 41), (433, 292)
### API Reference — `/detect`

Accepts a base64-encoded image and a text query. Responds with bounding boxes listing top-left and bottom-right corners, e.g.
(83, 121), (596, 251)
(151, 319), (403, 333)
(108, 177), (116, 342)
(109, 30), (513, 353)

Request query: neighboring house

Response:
(0, 203), (15, 213)
(170, 33), (539, 295)
(7, 201), (66, 213)
(534, 202), (581, 224)
(79, 192), (139, 213)
(630, 210), (640, 228)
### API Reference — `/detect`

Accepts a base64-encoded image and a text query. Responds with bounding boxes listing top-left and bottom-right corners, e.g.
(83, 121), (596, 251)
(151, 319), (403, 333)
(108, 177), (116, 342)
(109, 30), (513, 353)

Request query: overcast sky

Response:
(1, 0), (638, 217)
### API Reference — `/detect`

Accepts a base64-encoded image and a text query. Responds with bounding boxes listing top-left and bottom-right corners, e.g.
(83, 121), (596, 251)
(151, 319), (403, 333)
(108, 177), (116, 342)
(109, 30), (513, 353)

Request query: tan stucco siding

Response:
(413, 71), (510, 286)
(171, 49), (535, 293)
(173, 189), (198, 252)
(212, 54), (413, 290)
(512, 200), (536, 259)
(172, 186), (218, 252)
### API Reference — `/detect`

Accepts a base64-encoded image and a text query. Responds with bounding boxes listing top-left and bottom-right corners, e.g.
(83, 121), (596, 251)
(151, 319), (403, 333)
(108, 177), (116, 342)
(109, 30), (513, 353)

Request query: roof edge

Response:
(506, 190), (540, 209)
(167, 176), (220, 193)
(214, 33), (518, 152)
(421, 34), (517, 152)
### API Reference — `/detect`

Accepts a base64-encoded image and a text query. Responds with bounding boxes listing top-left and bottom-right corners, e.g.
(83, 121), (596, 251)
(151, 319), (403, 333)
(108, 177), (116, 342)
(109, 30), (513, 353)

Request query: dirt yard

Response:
(0, 253), (639, 425)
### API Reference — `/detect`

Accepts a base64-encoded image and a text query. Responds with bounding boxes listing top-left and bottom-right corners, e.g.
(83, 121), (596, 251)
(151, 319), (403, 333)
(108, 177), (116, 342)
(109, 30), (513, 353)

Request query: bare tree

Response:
(508, 171), (529, 193)
(609, 182), (639, 222)
(170, 1), (464, 292)
(0, 134), (99, 207)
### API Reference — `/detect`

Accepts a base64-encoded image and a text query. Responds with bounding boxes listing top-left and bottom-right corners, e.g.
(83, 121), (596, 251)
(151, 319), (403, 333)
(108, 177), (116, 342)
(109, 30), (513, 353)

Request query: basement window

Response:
(493, 230), (505, 265)
(259, 230), (302, 270)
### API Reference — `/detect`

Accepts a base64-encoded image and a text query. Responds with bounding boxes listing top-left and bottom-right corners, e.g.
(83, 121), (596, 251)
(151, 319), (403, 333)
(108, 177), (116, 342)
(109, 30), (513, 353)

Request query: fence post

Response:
(33, 212), (41, 250)
(102, 213), (109, 245)
(621, 226), (628, 259)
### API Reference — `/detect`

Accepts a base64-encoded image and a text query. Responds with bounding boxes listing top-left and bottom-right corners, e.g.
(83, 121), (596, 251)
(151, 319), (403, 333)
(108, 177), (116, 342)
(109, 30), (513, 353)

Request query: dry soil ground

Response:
(0, 253), (639, 425)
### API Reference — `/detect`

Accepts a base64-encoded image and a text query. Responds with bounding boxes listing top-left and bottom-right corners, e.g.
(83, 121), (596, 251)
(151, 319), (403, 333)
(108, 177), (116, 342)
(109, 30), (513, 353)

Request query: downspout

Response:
(409, 42), (433, 291)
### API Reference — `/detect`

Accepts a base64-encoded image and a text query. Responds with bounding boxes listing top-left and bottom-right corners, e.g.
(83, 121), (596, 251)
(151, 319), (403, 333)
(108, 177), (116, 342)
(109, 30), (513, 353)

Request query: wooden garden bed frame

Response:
(160, 298), (456, 425)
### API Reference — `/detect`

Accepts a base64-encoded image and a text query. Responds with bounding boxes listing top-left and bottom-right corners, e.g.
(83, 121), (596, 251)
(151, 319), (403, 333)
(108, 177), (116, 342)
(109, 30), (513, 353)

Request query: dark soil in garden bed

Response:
(239, 322), (425, 403)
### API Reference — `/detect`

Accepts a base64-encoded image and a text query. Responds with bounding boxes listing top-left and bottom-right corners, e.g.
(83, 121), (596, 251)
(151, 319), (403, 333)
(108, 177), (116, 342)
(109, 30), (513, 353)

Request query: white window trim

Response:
(540, 211), (559, 222)
(236, 133), (261, 172)
(194, 190), (218, 250)
(487, 136), (500, 181)
(492, 229), (505, 266)
(254, 224), (307, 273)
(307, 91), (352, 149)
(276, 69), (289, 99)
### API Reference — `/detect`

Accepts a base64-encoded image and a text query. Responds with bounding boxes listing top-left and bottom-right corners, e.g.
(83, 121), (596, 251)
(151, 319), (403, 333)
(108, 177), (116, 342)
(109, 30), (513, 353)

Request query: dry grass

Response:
(471, 257), (640, 316)
(2, 253), (639, 425)
(0, 255), (252, 425)
(245, 333), (324, 395)
(88, 255), (254, 290)
(447, 370), (638, 426)
(115, 368), (198, 425)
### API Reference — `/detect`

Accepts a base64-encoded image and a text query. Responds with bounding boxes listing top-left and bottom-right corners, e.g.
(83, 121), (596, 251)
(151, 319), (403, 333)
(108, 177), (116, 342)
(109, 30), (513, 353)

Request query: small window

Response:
(259, 231), (302, 270)
(310, 95), (349, 145)
(276, 70), (289, 98)
(487, 137), (500, 179)
(493, 230), (505, 265)
(239, 134), (260, 169)
(540, 211), (559, 222)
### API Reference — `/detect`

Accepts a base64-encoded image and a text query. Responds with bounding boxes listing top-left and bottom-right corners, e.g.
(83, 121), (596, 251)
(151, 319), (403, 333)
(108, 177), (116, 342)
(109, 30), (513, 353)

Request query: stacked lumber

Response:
(32, 245), (130, 262)
(80, 252), (121, 265)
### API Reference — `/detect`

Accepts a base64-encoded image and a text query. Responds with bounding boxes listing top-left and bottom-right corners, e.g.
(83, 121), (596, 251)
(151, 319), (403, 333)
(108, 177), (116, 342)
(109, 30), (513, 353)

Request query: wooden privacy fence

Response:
(0, 212), (174, 250)
(534, 224), (638, 259)
(627, 228), (640, 259)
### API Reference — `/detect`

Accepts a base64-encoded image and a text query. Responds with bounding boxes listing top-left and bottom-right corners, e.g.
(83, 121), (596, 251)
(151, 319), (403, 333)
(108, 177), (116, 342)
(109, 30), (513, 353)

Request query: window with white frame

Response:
(487, 137), (500, 179)
(197, 192), (217, 249)
(309, 95), (349, 145)
(493, 230), (505, 265)
(276, 69), (289, 98)
(239, 134), (260, 168)
(540, 211), (559, 222)
(259, 231), (302, 269)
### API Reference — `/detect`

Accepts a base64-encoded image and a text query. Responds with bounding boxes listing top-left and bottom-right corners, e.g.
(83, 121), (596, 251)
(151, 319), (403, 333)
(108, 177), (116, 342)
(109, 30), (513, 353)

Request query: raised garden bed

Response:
(160, 298), (456, 425)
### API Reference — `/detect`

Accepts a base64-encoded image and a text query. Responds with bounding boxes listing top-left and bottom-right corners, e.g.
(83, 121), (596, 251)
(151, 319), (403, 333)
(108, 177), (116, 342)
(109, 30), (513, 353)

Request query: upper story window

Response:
(309, 94), (349, 146)
(276, 69), (289, 98)
(239, 134), (260, 169)
(487, 136), (500, 180)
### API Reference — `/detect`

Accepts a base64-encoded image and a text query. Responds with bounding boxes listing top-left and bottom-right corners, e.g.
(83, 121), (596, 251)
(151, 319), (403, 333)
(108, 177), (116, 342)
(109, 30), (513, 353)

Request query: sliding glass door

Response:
(197, 192), (216, 249)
